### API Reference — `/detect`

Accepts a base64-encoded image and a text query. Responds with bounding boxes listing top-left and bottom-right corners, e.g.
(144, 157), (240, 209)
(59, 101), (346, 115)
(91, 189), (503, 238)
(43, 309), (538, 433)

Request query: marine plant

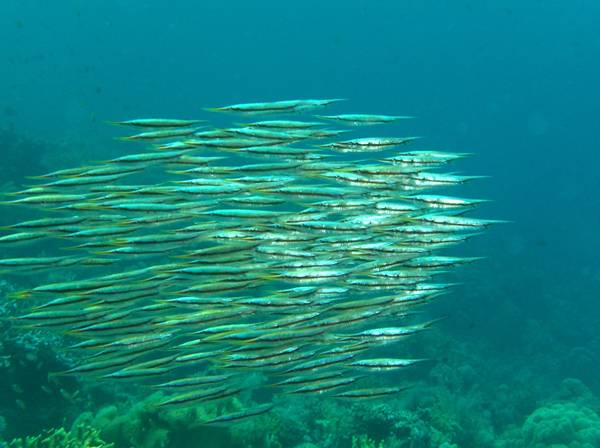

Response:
(503, 402), (600, 448)
(351, 434), (385, 448)
(0, 279), (87, 439)
(77, 393), (256, 448)
(6, 422), (113, 448)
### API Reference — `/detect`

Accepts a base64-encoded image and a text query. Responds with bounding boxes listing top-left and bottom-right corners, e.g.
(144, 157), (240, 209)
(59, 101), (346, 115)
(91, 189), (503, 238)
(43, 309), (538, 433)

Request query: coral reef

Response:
(351, 435), (384, 448)
(0, 279), (118, 441)
(6, 422), (113, 448)
(77, 393), (237, 448)
(495, 378), (600, 448)
(497, 402), (600, 448)
(521, 403), (600, 447)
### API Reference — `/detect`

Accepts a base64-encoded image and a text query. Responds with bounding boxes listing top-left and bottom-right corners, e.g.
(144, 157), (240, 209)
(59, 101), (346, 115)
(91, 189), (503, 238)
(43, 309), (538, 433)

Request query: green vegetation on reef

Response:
(7, 423), (113, 448)
(521, 403), (600, 448)
(351, 435), (384, 448)
(58, 391), (474, 448)
(72, 392), (282, 448)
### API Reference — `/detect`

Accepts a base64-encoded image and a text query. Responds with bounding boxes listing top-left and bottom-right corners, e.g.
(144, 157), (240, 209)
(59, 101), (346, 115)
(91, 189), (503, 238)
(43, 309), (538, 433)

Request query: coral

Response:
(0, 280), (93, 440)
(553, 378), (600, 410)
(6, 422), (113, 448)
(80, 392), (247, 448)
(497, 402), (600, 448)
(521, 402), (600, 448)
(351, 434), (384, 448)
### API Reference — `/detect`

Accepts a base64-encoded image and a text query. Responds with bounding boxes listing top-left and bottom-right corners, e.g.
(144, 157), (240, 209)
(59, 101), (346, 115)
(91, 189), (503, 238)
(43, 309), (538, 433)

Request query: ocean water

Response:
(1, 1), (599, 447)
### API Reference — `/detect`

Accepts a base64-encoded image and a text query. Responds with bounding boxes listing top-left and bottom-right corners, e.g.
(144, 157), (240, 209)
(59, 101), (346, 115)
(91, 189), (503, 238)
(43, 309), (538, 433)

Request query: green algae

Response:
(7, 423), (112, 448)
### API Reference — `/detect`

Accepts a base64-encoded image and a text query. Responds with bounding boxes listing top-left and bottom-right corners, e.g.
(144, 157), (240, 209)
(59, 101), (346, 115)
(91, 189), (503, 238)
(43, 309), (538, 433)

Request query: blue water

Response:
(1, 1), (599, 447)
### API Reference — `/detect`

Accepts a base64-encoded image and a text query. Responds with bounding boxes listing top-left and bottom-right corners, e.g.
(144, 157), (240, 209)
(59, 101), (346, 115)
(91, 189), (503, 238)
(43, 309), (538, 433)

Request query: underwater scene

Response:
(1, 1), (599, 447)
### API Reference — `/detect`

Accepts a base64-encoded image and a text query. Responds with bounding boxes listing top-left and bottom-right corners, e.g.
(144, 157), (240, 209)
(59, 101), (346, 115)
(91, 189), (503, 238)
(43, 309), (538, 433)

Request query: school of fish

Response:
(0, 98), (500, 424)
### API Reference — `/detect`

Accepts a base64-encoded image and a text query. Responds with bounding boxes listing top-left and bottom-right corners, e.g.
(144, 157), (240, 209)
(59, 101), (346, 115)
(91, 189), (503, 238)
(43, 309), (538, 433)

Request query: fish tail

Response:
(9, 290), (32, 300)
(421, 316), (448, 329)
(63, 245), (89, 251)
(259, 272), (280, 281)
(465, 256), (486, 263)
(91, 250), (112, 256)
(48, 370), (72, 379)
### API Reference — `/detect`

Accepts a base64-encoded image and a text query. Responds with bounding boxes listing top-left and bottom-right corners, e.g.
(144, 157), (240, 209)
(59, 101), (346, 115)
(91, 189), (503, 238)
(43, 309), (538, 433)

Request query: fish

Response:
(2, 194), (91, 206)
(158, 385), (243, 407)
(225, 127), (304, 141)
(1, 97), (495, 417)
(321, 137), (421, 152)
(209, 99), (345, 114)
(102, 366), (174, 380)
(273, 370), (344, 387)
(108, 150), (190, 164)
(288, 376), (361, 395)
(154, 374), (233, 390)
(201, 403), (274, 425)
(348, 358), (428, 370)
(6, 216), (87, 230)
(110, 118), (204, 128)
(316, 114), (413, 125)
(332, 386), (410, 399)
(411, 214), (506, 229)
(75, 165), (146, 177)
(282, 353), (355, 375)
(0, 256), (76, 269)
(245, 120), (324, 129)
(117, 128), (198, 141)
(0, 232), (47, 245)
(187, 138), (276, 149)
(59, 354), (141, 375)
(383, 151), (471, 165)
(399, 194), (490, 209)
(235, 145), (313, 158)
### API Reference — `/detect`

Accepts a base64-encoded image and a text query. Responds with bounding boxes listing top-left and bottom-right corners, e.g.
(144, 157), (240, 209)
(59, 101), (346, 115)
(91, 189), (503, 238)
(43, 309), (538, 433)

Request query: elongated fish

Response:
(111, 118), (204, 128)
(2, 96), (496, 419)
(316, 114), (413, 125)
